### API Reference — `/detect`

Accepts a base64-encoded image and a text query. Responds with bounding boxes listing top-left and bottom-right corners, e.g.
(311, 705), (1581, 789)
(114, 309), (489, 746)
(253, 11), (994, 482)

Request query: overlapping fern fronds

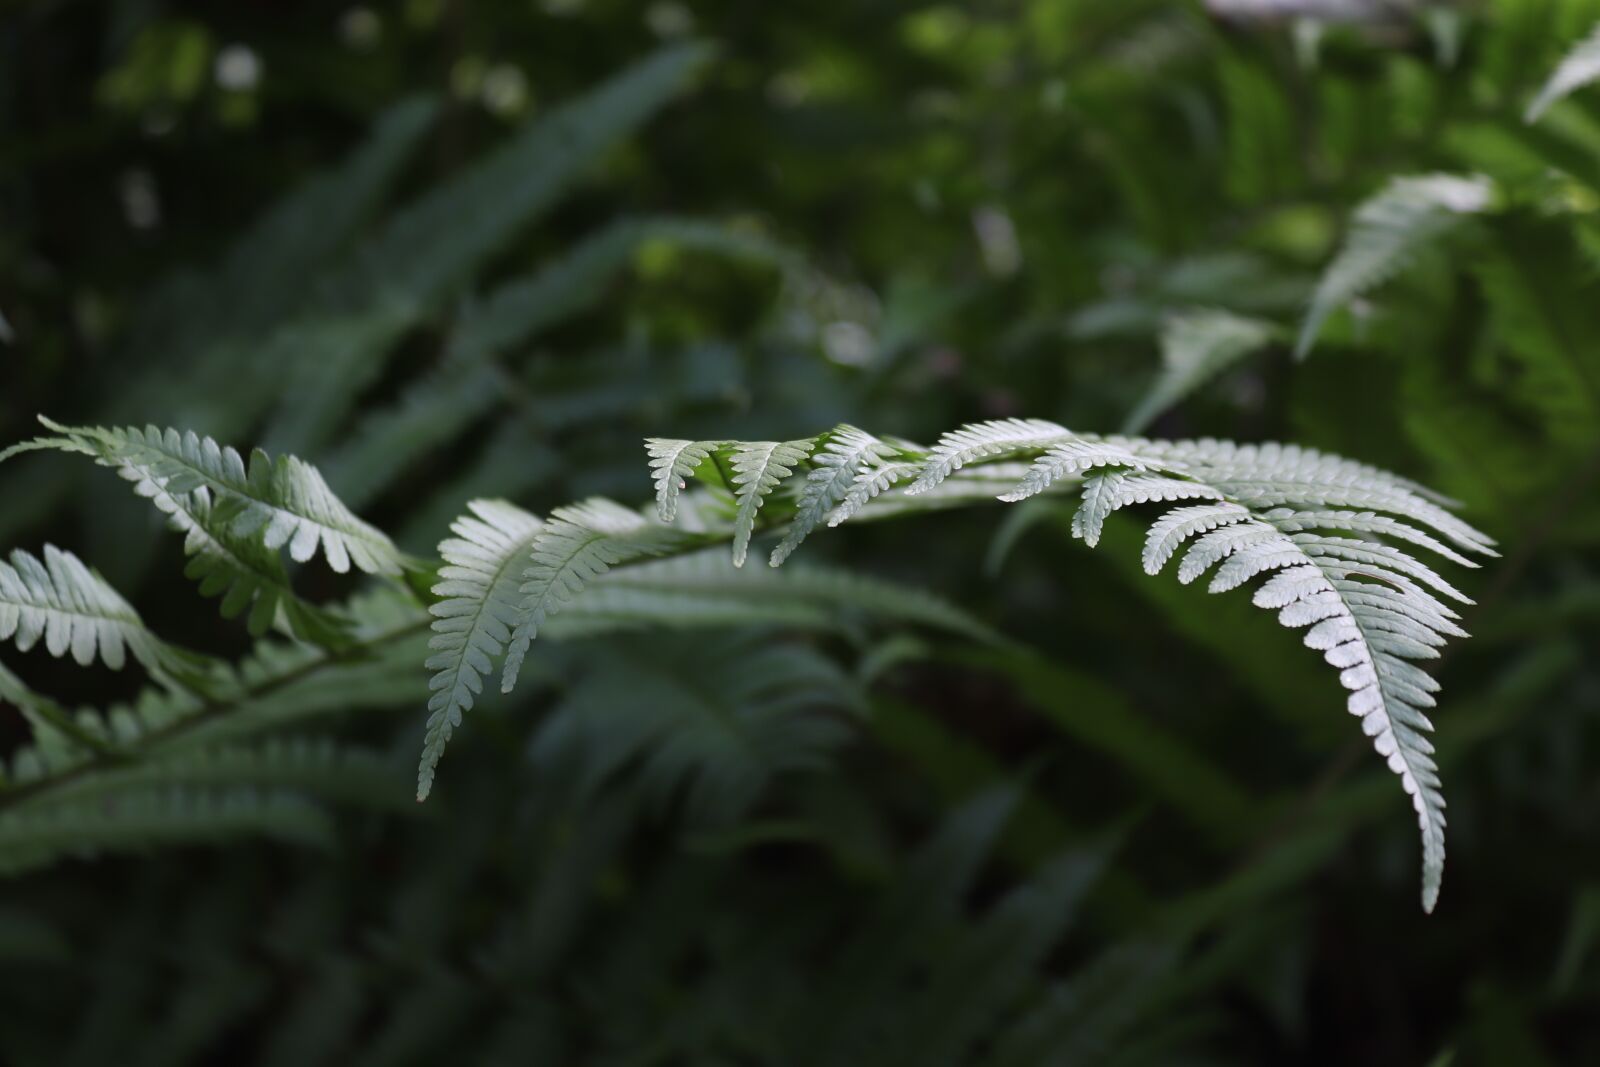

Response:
(419, 417), (1491, 909)
(1, 417), (401, 644)
(0, 408), (1494, 909)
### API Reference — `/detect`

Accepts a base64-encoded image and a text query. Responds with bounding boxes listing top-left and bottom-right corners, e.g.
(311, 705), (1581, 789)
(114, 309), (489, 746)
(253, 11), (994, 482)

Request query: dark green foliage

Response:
(3, 2), (1600, 1063)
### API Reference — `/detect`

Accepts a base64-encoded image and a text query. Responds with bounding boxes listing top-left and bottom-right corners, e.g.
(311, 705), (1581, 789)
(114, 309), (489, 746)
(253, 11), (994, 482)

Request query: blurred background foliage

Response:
(2, 0), (1600, 1063)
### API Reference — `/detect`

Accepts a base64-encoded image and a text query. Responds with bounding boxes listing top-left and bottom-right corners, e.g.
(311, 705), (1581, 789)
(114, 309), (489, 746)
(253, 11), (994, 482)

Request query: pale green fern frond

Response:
(172, 493), (353, 645)
(1296, 173), (1495, 359)
(1262, 508), (1479, 567)
(1142, 502), (1252, 574)
(642, 420), (1494, 909)
(730, 439), (815, 566)
(22, 419), (404, 577)
(0, 545), (169, 673)
(1128, 436), (1459, 507)
(1124, 309), (1279, 433)
(419, 500), (544, 801)
(1527, 21), (1600, 122)
(1071, 472), (1223, 546)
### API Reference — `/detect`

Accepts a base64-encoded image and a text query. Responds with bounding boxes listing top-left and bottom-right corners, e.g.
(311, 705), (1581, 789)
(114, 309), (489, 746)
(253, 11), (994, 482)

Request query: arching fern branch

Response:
(425, 418), (1491, 911)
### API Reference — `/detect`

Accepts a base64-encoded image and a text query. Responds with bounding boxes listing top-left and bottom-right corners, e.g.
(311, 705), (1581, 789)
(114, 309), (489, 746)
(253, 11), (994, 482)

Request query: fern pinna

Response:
(0, 414), (1491, 909)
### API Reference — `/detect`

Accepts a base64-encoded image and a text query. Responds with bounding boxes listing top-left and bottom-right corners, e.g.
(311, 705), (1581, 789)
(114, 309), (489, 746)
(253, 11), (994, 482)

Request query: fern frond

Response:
(554, 549), (1003, 645)
(1527, 21), (1600, 122)
(0, 655), (122, 761)
(0, 788), (333, 877)
(1296, 173), (1494, 359)
(533, 637), (857, 822)
(19, 738), (405, 812)
(1123, 309), (1278, 433)
(262, 42), (716, 454)
(418, 500), (544, 801)
(771, 425), (892, 565)
(907, 418), (1071, 495)
(644, 418), (1495, 908)
(27, 419), (404, 576)
(111, 95), (438, 429)
(729, 439), (815, 566)
(0, 545), (168, 673)
(1146, 507), (1471, 910)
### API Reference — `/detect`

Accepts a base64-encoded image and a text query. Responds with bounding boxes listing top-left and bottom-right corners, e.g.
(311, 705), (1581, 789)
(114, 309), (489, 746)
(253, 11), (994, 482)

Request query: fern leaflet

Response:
(646, 438), (723, 522)
(418, 500), (545, 801)
(908, 418), (1071, 494)
(729, 439), (814, 566)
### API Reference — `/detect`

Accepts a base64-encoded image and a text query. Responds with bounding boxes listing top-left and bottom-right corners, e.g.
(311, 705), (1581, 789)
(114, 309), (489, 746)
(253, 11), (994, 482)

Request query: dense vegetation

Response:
(3, 1), (1599, 1062)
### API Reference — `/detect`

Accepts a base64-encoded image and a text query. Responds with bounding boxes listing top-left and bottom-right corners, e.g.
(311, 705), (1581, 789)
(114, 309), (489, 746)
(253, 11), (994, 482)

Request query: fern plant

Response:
(1, 407), (1490, 909)
(400, 416), (1492, 910)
